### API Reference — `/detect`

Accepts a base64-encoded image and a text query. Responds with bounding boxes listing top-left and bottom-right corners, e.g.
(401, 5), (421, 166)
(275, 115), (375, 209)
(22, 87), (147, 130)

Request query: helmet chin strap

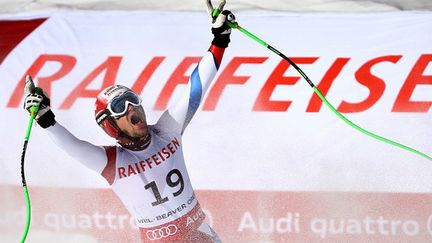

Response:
(119, 133), (152, 151)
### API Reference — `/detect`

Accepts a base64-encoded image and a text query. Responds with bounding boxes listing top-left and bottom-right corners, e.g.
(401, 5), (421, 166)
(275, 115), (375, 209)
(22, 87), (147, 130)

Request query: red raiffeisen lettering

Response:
(118, 137), (180, 179)
(6, 54), (432, 113)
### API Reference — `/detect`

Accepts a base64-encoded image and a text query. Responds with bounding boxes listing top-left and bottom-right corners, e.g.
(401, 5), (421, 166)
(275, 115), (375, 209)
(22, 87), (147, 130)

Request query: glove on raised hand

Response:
(209, 5), (236, 48)
(23, 76), (56, 128)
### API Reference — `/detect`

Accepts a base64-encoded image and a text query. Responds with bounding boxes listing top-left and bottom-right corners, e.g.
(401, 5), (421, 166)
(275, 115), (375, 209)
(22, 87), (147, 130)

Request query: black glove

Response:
(23, 75), (56, 128)
(210, 10), (236, 48)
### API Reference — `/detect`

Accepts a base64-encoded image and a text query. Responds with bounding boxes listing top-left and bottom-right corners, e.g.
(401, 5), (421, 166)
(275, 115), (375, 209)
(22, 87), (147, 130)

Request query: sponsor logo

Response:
(6, 54), (431, 113)
(104, 85), (121, 96)
(96, 113), (108, 124)
(146, 224), (178, 241)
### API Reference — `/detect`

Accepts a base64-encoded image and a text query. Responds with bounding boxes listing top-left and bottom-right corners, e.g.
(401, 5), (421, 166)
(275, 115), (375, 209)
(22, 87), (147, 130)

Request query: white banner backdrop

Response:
(0, 11), (431, 193)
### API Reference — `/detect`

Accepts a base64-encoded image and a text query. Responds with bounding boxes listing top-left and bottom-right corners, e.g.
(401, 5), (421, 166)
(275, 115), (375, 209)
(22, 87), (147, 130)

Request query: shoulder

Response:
(101, 145), (119, 185)
(153, 111), (182, 134)
(103, 143), (120, 152)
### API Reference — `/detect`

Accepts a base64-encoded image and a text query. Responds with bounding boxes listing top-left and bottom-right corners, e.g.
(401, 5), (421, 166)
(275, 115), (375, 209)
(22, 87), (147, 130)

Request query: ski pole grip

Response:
(211, 8), (238, 29)
(34, 87), (43, 95)
(29, 87), (43, 118)
(212, 8), (222, 18)
(29, 106), (39, 118)
(227, 21), (238, 29)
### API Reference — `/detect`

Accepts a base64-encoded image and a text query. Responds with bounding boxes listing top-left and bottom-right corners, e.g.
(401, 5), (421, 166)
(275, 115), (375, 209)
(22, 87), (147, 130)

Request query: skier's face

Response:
(115, 105), (148, 138)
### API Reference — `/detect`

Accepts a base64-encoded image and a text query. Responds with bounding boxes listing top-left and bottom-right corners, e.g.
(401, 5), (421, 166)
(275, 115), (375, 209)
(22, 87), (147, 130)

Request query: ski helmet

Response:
(95, 85), (140, 139)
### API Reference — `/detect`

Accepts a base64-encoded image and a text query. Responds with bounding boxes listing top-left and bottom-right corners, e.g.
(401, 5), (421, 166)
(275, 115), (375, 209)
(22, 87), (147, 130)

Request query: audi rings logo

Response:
(146, 224), (178, 240)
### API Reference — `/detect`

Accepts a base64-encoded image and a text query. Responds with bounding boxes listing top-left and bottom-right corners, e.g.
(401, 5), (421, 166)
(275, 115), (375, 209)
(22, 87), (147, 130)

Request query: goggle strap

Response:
(96, 109), (112, 125)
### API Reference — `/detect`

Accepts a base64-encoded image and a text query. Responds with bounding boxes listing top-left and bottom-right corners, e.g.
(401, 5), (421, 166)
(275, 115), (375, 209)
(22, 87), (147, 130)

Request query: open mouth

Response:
(125, 106), (146, 130)
(130, 114), (142, 125)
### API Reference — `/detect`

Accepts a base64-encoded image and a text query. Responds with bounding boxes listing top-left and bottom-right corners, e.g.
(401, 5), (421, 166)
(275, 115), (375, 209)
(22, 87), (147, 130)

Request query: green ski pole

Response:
(20, 75), (40, 242)
(216, 11), (431, 161)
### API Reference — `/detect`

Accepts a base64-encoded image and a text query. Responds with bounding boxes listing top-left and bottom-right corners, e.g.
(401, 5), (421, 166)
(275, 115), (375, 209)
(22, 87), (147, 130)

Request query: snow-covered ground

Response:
(0, 0), (431, 14)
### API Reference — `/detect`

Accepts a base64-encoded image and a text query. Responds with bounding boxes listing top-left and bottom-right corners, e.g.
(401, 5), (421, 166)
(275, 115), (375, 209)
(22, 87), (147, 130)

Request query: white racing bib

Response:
(110, 124), (198, 228)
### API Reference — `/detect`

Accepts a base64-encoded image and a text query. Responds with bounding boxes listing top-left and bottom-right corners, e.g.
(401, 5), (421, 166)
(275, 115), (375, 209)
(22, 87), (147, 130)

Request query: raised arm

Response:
(24, 76), (108, 174)
(167, 10), (236, 134)
(45, 122), (108, 173)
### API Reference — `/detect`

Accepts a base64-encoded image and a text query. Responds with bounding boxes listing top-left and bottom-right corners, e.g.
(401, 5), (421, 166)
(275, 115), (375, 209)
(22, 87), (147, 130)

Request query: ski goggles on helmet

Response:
(107, 91), (142, 118)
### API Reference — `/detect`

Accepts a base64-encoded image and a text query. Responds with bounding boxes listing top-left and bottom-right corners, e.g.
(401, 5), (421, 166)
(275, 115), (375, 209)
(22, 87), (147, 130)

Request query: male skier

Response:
(23, 4), (236, 242)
